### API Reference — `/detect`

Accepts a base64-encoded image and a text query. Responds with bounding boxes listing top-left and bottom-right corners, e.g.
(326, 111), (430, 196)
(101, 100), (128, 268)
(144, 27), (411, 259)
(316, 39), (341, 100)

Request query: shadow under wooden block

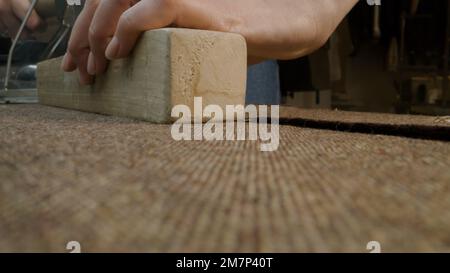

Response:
(37, 28), (247, 123)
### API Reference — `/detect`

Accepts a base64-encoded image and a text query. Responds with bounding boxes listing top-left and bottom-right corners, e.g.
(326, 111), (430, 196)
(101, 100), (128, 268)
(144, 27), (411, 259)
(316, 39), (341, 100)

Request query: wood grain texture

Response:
(37, 28), (247, 123)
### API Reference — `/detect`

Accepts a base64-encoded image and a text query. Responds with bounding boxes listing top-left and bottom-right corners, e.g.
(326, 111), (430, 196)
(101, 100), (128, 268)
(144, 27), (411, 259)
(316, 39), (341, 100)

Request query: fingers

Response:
(88, 0), (135, 75)
(64, 0), (178, 84)
(0, 0), (18, 38)
(61, 53), (77, 72)
(64, 0), (100, 84)
(12, 0), (42, 30)
(1, 12), (21, 38)
(0, 0), (40, 39)
(106, 0), (176, 59)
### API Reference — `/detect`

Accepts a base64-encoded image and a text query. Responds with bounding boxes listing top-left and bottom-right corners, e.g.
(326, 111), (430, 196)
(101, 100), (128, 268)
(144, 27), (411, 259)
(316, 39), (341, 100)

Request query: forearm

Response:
(239, 0), (358, 60)
(177, 0), (358, 60)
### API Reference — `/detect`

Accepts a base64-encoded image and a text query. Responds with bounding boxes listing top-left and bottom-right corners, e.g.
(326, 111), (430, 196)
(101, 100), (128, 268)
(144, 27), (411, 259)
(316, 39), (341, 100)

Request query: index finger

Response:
(64, 1), (99, 84)
(87, 0), (138, 75)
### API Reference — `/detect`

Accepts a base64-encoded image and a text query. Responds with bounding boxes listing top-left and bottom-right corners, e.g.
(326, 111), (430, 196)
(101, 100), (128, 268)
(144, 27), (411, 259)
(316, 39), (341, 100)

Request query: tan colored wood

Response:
(37, 28), (247, 123)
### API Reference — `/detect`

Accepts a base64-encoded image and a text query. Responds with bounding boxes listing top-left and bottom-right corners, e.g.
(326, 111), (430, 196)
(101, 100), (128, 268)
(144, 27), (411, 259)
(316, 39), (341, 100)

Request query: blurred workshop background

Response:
(1, 0), (449, 115)
(280, 0), (450, 115)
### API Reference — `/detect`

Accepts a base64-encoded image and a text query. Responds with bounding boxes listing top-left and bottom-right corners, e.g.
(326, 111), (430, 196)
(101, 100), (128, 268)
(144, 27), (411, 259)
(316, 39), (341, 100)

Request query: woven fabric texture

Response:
(1, 105), (449, 252)
(280, 107), (450, 127)
(279, 107), (450, 141)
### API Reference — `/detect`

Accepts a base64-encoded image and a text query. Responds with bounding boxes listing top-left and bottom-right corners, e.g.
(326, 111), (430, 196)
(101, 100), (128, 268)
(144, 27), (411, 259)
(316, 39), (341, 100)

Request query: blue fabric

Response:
(246, 60), (281, 105)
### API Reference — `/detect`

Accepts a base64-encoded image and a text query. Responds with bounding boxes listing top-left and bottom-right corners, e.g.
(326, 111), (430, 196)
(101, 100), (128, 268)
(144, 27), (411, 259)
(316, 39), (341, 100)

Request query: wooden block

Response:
(37, 28), (247, 123)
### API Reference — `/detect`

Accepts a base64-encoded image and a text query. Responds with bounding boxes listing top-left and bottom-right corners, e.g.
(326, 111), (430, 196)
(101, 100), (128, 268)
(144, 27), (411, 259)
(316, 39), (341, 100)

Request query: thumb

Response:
(105, 0), (176, 60)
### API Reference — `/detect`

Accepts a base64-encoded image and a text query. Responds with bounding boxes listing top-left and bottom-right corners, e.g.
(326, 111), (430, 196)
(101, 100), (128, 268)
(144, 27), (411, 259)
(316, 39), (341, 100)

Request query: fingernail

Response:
(61, 54), (69, 70)
(105, 37), (120, 60)
(87, 52), (96, 75)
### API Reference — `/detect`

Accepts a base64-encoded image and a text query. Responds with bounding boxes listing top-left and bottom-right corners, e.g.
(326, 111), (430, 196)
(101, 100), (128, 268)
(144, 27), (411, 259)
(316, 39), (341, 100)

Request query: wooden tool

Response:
(37, 28), (247, 123)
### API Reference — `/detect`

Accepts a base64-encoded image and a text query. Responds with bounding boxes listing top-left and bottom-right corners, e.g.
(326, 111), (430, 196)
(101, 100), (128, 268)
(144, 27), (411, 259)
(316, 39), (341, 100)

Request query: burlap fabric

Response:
(1, 105), (449, 252)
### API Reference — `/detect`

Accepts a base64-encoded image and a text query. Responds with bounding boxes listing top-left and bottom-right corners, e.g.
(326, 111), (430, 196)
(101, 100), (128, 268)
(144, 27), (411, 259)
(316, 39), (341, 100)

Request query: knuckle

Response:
(67, 47), (77, 57)
(88, 26), (103, 42)
(67, 42), (82, 57)
(119, 11), (135, 30)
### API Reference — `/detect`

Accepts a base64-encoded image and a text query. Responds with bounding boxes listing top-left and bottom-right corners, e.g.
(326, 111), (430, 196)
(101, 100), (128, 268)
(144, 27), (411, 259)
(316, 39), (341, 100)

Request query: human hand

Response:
(62, 0), (357, 85)
(0, 0), (42, 38)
